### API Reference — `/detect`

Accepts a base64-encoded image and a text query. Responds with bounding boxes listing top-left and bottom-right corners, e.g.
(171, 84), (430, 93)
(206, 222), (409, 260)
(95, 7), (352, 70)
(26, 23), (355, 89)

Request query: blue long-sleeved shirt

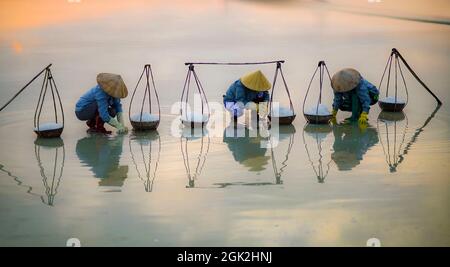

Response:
(332, 78), (379, 113)
(223, 80), (269, 105)
(75, 85), (123, 122)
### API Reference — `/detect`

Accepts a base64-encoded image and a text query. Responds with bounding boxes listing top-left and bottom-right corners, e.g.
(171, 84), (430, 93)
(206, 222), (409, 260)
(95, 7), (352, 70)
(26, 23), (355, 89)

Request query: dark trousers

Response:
(338, 91), (362, 121)
(75, 102), (117, 121)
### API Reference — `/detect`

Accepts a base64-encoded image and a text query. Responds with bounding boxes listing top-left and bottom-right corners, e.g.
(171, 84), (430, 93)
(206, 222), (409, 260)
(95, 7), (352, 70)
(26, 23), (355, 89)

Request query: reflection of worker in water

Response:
(331, 124), (378, 171)
(76, 134), (128, 187)
(223, 125), (270, 172)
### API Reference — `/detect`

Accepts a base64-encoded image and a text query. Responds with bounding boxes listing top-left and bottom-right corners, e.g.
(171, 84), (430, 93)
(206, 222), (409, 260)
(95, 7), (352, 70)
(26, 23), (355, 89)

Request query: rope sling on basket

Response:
(303, 61), (334, 124)
(378, 48), (442, 112)
(268, 61), (296, 125)
(180, 64), (210, 128)
(129, 64), (161, 131)
(0, 64), (64, 138)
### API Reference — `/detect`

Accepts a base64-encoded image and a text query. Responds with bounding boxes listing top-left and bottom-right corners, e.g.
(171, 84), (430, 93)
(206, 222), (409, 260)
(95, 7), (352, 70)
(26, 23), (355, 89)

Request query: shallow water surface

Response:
(0, 0), (449, 246)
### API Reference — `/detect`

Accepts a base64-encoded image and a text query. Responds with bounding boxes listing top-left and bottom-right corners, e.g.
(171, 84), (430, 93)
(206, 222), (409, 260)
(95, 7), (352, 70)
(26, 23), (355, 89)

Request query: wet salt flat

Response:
(0, 0), (449, 246)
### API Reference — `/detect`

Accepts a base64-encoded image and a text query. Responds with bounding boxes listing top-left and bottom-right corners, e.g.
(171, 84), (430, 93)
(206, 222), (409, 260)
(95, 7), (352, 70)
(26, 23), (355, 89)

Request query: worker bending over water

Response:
(75, 73), (129, 134)
(223, 70), (271, 121)
(331, 68), (379, 126)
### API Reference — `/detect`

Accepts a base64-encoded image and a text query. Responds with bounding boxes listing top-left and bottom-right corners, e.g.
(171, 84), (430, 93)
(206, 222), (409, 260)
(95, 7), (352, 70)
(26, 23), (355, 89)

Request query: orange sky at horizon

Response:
(0, 0), (227, 32)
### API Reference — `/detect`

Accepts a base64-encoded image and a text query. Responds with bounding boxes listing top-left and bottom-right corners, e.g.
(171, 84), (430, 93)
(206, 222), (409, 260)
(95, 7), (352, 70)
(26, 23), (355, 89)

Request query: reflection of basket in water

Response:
(302, 124), (332, 183)
(129, 131), (161, 192)
(304, 114), (333, 125)
(377, 111), (408, 173)
(378, 110), (406, 122)
(181, 131), (210, 188)
(34, 137), (65, 206)
(270, 125), (296, 184)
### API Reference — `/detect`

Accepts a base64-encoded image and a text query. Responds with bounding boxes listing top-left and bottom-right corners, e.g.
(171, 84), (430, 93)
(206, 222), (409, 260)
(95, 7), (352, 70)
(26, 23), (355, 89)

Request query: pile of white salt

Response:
(379, 96), (406, 104)
(270, 106), (295, 117)
(181, 111), (208, 123)
(304, 104), (331, 116)
(130, 112), (159, 122)
(34, 122), (63, 131)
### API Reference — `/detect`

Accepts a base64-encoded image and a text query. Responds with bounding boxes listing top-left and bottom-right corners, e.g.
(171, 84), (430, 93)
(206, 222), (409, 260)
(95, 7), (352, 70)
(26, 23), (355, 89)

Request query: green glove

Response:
(117, 112), (125, 124)
(108, 117), (128, 134)
(358, 111), (369, 125)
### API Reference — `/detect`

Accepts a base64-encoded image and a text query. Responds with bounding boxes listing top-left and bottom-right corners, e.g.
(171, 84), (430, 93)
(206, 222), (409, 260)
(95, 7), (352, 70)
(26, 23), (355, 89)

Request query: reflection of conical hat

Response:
(99, 165), (129, 187)
(240, 70), (271, 92)
(331, 68), (361, 93)
(331, 151), (359, 171)
(97, 73), (128, 98)
(242, 156), (271, 172)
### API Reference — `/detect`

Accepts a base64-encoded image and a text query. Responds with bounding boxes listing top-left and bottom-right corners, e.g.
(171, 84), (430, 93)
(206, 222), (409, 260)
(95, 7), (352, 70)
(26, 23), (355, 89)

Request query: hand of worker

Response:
(233, 102), (244, 117)
(332, 109), (338, 118)
(117, 112), (125, 124)
(358, 111), (369, 125)
(246, 102), (258, 111)
(331, 109), (338, 125)
(108, 117), (128, 134)
(358, 121), (367, 132)
(258, 102), (269, 116)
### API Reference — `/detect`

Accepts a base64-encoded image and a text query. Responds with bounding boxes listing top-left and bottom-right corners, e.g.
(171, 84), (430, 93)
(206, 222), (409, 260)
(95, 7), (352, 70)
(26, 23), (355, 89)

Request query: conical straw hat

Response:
(97, 73), (128, 98)
(331, 68), (361, 93)
(240, 70), (271, 92)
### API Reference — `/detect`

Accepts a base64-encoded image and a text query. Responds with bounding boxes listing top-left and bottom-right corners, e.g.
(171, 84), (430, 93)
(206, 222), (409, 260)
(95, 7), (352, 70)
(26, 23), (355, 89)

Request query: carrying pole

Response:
(184, 60), (284, 66)
(392, 48), (442, 105)
(0, 64), (52, 112)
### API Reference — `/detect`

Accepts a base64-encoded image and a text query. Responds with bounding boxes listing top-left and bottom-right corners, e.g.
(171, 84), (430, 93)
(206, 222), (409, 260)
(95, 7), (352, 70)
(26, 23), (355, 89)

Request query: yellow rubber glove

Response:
(108, 117), (128, 134)
(358, 111), (369, 125)
(359, 121), (367, 132)
(332, 109), (338, 118)
(117, 112), (125, 124)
